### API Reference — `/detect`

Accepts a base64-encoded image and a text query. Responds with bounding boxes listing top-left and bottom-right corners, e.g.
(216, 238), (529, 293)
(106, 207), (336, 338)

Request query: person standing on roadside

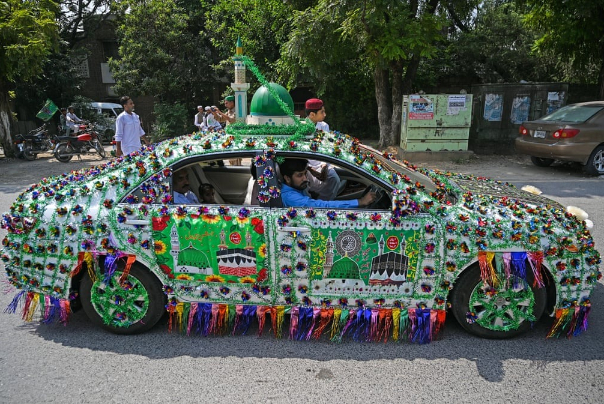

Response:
(115, 96), (148, 157)
(194, 105), (206, 131)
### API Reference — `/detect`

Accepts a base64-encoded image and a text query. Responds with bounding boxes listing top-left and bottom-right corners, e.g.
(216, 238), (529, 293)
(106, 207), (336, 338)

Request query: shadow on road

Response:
(25, 283), (604, 383)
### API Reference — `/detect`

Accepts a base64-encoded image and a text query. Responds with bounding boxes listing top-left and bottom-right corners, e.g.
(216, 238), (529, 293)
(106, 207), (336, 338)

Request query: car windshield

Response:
(357, 144), (437, 193)
(540, 104), (604, 123)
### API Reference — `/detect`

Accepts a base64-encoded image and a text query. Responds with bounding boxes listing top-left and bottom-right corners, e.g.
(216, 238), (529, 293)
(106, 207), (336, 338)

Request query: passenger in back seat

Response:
(199, 183), (216, 204)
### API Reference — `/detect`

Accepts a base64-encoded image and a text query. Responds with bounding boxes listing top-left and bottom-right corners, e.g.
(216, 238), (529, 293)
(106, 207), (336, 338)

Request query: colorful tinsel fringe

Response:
(167, 303), (447, 344)
(4, 291), (70, 325)
(547, 305), (591, 338)
(479, 251), (546, 289)
(5, 292), (591, 341)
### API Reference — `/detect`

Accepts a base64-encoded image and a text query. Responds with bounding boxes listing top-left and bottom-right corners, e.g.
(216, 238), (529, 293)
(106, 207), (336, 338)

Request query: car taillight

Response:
(519, 125), (529, 136)
(552, 128), (580, 139)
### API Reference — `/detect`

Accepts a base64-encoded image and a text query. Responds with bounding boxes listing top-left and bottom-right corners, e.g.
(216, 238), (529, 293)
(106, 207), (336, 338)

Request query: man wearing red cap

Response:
(304, 98), (344, 200)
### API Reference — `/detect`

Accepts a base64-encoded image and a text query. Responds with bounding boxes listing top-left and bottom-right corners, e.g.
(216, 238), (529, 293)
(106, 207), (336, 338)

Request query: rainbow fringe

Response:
(547, 305), (591, 338)
(168, 303), (447, 343)
(3, 291), (70, 325)
(6, 292), (591, 341)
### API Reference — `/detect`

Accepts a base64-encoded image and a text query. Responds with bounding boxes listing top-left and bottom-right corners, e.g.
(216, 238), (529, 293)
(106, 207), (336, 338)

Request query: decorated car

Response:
(1, 47), (601, 343)
(1, 126), (600, 342)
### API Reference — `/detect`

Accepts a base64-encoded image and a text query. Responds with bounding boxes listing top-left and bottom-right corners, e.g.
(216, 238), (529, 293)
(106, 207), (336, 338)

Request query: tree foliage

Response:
(109, 0), (216, 104)
(281, 0), (445, 147)
(0, 0), (59, 155)
(440, 1), (555, 84)
(521, 0), (604, 97)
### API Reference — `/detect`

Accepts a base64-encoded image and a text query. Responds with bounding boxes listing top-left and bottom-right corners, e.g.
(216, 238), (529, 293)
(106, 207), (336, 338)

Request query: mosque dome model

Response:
(246, 82), (297, 126)
(172, 242), (213, 275)
(327, 256), (361, 280)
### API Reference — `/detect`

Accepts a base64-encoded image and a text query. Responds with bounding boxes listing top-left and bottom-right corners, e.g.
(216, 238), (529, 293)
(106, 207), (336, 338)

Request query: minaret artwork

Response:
(170, 223), (180, 270)
(324, 231), (334, 277)
(232, 37), (250, 122)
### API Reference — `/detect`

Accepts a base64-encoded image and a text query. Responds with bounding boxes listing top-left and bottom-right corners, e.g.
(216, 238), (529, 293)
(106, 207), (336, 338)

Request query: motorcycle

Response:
(53, 122), (106, 163)
(13, 124), (57, 161)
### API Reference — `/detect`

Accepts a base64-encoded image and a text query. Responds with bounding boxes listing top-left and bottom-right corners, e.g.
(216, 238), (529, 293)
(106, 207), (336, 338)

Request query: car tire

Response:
(80, 262), (166, 335)
(54, 143), (73, 163)
(451, 263), (547, 339)
(583, 145), (604, 175)
(530, 156), (554, 167)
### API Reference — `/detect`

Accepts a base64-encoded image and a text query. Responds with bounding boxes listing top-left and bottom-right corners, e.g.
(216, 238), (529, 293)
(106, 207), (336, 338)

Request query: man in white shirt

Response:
(304, 98), (343, 200)
(194, 105), (206, 130)
(115, 96), (148, 157)
(172, 168), (200, 204)
(205, 106), (223, 131)
(66, 106), (83, 134)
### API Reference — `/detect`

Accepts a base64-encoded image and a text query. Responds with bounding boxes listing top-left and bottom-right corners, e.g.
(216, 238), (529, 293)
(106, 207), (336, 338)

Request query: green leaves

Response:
(0, 0), (59, 83)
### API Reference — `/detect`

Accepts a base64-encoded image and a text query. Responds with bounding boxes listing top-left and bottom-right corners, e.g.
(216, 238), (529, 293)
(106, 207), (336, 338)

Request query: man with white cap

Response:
(304, 98), (344, 200)
(205, 106), (223, 131)
(194, 105), (206, 131)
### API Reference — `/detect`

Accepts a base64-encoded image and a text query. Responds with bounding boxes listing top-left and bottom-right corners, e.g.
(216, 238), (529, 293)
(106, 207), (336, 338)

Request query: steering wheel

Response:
(361, 184), (389, 209)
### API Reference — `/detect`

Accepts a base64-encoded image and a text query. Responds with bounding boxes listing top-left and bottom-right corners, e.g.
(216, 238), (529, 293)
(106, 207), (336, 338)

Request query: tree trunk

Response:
(375, 66), (393, 149)
(390, 60), (404, 148)
(0, 85), (15, 158)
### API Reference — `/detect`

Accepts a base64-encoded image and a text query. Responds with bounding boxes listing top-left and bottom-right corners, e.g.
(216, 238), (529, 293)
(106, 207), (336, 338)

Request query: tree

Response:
(13, 1), (118, 126)
(109, 0), (216, 104)
(205, 0), (295, 88)
(522, 0), (604, 98)
(426, 1), (555, 86)
(0, 0), (59, 156)
(282, 0), (445, 148)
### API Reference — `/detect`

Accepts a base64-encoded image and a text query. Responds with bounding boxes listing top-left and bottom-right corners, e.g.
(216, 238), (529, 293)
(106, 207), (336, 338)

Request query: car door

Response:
(269, 157), (445, 310)
(151, 204), (273, 305)
(269, 207), (444, 309)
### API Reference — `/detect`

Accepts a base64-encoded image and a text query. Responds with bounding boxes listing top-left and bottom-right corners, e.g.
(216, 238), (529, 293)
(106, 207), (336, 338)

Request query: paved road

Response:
(0, 154), (603, 403)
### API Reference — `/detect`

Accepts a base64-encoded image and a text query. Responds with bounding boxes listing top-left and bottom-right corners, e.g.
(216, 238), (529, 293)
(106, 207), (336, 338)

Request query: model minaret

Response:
(170, 223), (180, 269)
(324, 231), (334, 277)
(231, 37), (250, 122)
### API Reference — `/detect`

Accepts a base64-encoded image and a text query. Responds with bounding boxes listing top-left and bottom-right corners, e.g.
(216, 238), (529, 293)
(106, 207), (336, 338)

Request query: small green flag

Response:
(36, 99), (59, 121)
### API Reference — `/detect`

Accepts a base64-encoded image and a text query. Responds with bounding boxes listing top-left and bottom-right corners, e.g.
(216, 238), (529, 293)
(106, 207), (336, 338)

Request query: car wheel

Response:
(80, 262), (165, 334)
(54, 143), (73, 163)
(530, 156), (554, 167)
(583, 145), (604, 175)
(451, 263), (546, 339)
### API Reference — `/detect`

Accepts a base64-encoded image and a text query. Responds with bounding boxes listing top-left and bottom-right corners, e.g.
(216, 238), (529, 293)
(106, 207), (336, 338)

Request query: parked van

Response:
(90, 102), (123, 143)
(90, 102), (123, 118)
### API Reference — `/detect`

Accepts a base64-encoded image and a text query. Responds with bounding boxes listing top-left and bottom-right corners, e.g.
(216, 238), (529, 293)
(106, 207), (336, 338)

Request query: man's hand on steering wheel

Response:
(358, 190), (377, 207)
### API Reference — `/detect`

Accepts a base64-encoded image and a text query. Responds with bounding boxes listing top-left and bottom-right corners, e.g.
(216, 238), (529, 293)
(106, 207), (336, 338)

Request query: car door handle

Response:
(124, 219), (148, 226)
(278, 226), (311, 232)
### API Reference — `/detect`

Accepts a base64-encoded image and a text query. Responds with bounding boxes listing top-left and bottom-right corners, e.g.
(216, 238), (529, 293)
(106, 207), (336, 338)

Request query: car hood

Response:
(450, 176), (563, 208)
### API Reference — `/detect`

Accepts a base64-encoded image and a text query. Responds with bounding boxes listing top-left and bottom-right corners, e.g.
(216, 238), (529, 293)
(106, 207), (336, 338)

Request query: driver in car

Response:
(279, 158), (376, 208)
(172, 168), (200, 204)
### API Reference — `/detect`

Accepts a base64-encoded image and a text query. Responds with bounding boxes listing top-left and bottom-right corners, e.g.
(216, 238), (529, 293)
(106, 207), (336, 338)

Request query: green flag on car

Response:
(36, 99), (59, 121)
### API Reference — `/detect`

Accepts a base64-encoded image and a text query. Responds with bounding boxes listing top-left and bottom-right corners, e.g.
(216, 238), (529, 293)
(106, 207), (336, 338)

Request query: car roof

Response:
(90, 102), (122, 109)
(566, 101), (604, 108)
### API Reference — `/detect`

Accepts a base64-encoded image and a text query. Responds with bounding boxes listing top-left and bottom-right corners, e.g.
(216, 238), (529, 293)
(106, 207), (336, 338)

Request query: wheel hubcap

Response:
(90, 272), (150, 327)
(593, 150), (604, 172)
(468, 276), (536, 331)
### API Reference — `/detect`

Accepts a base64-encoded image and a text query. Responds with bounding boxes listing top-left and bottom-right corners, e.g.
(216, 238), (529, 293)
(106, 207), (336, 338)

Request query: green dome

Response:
(249, 83), (294, 116)
(328, 257), (360, 279)
(178, 242), (211, 268)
